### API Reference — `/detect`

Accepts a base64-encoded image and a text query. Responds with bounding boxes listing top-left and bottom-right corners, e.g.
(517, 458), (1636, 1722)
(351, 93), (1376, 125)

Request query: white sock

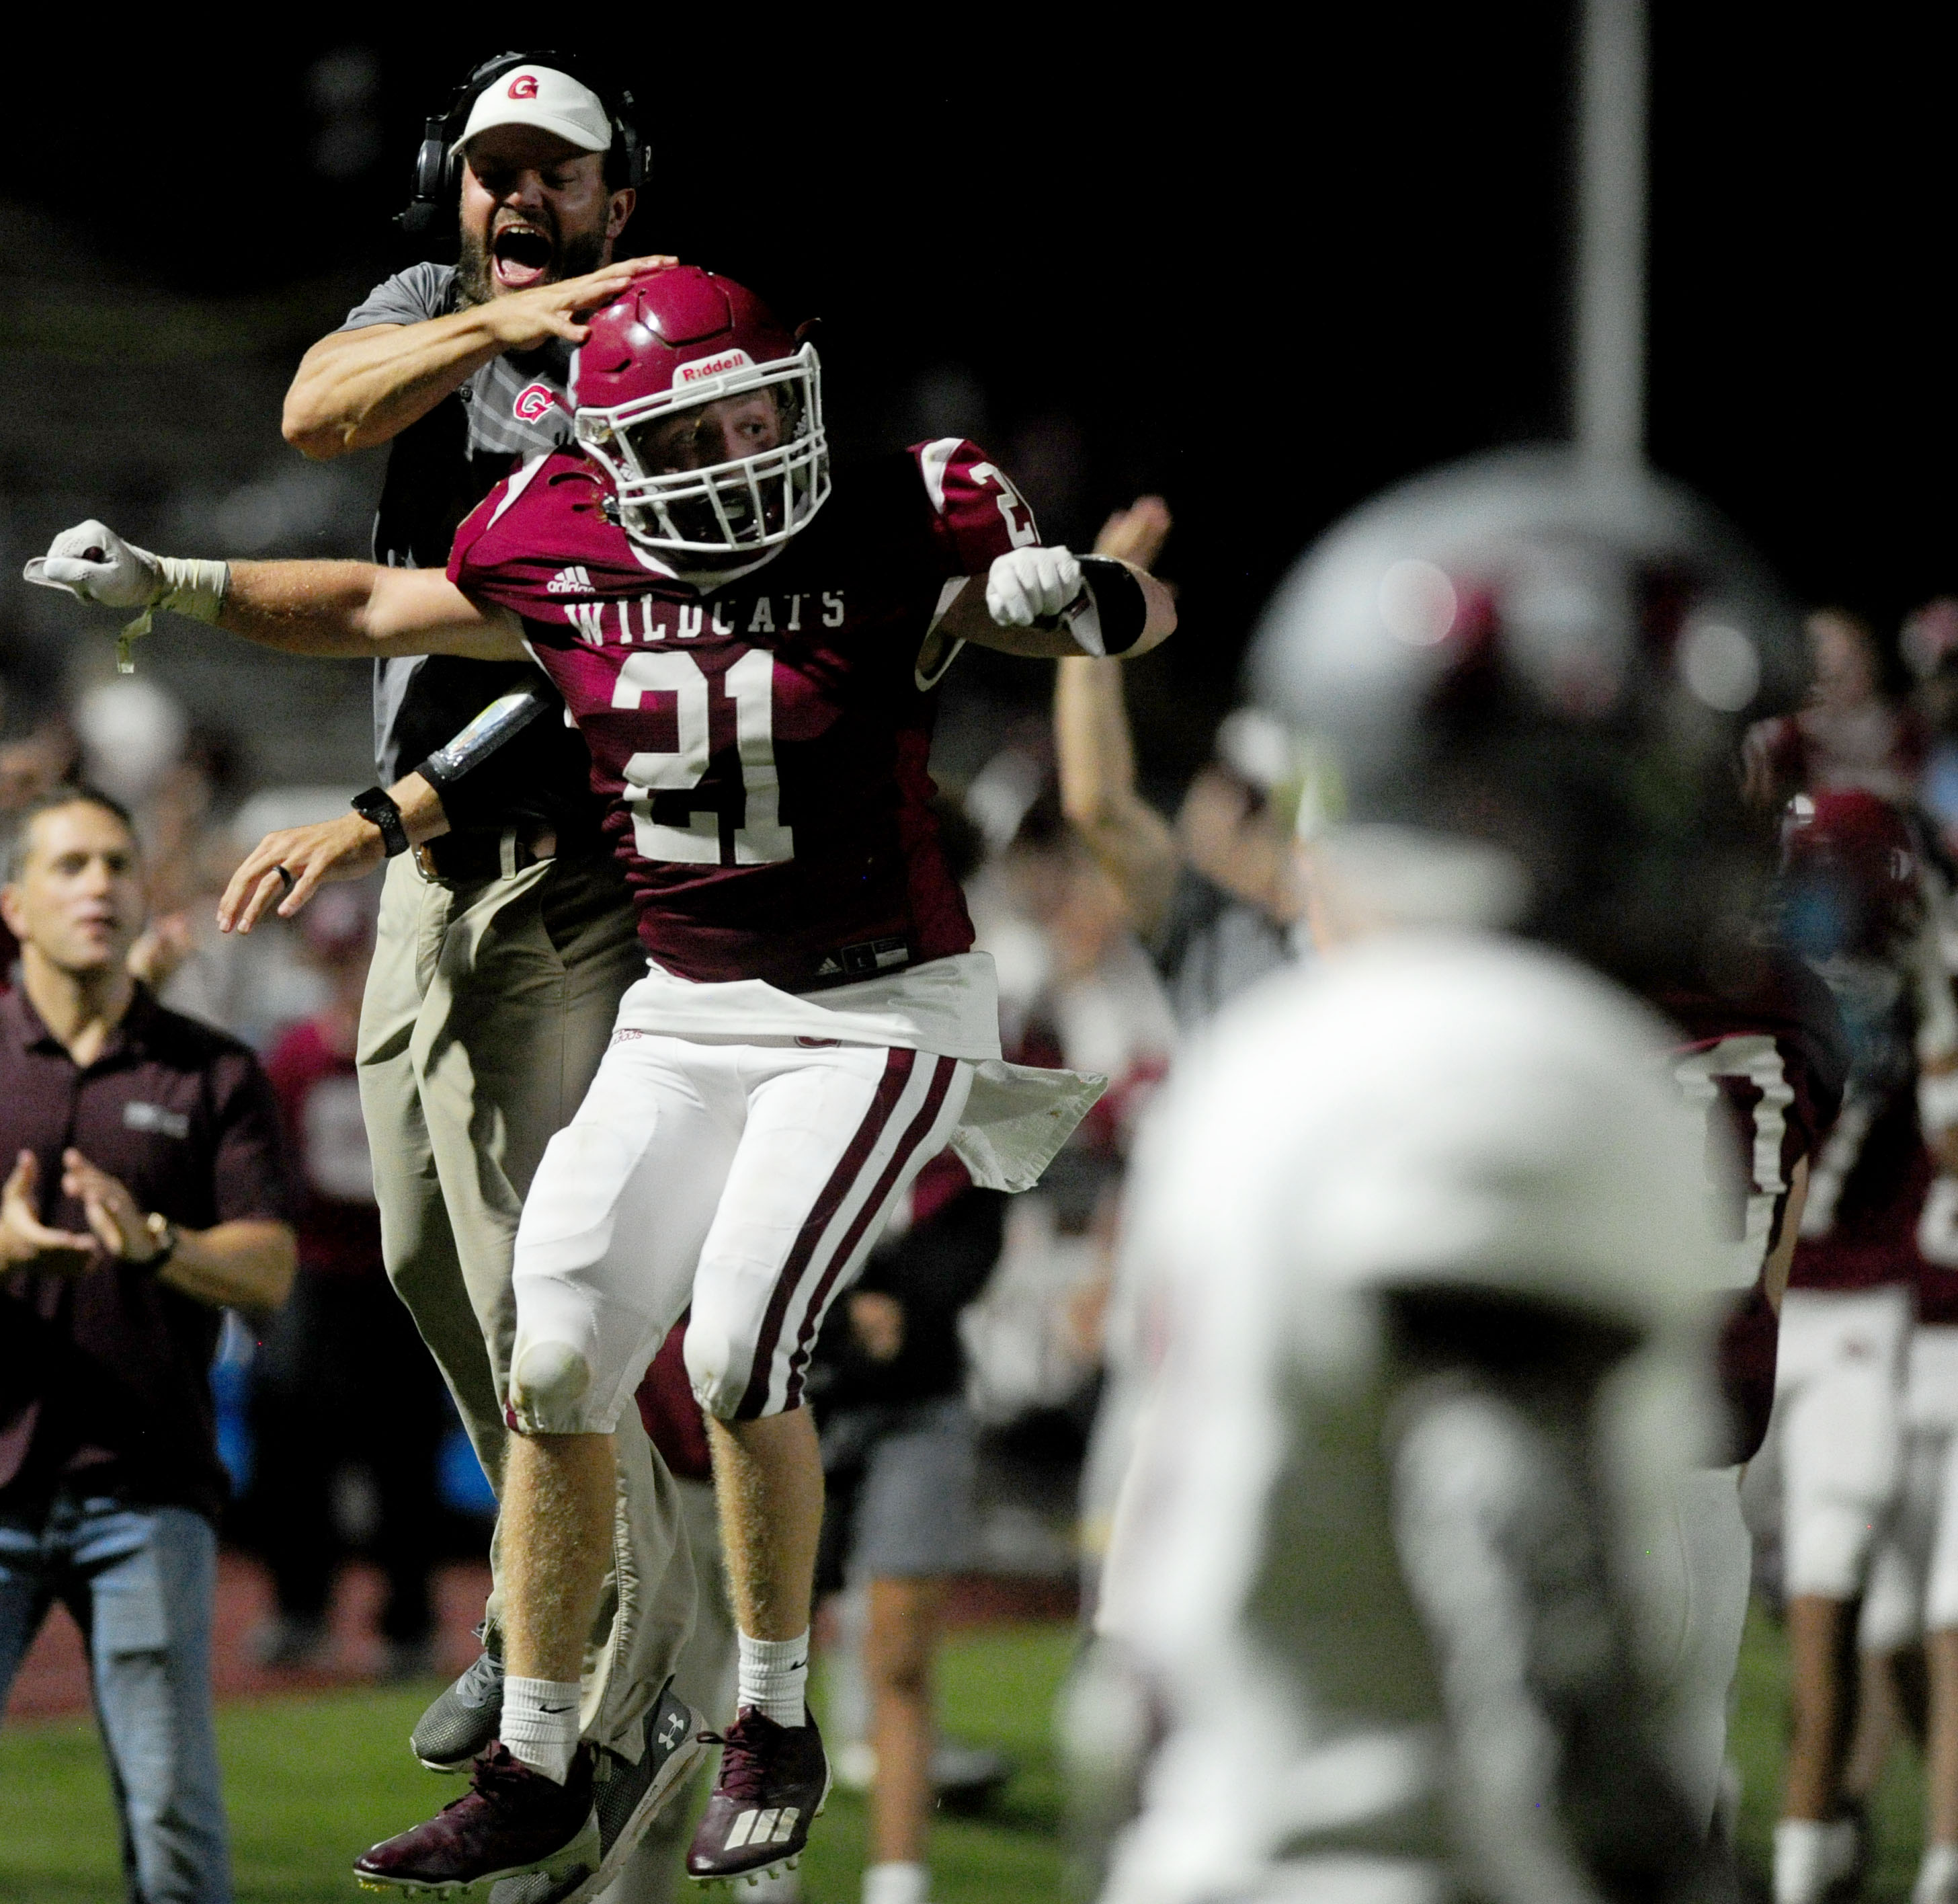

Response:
(1775, 1818), (1858, 1904)
(737, 1630), (810, 1729)
(863, 1861), (929, 1904)
(1917, 1842), (1958, 1904)
(501, 1675), (582, 1784)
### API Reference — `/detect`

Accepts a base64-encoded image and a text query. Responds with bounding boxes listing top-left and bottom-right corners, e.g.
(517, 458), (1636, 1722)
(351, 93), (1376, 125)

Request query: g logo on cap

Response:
(508, 74), (539, 100)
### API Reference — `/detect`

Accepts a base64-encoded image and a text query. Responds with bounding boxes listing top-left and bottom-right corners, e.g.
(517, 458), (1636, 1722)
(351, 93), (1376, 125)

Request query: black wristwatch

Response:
(352, 786), (411, 859)
(141, 1214), (180, 1271)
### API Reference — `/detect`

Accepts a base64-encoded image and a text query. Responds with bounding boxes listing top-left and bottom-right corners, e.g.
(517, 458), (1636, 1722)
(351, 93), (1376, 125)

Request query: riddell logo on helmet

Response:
(513, 383), (559, 423)
(675, 350), (753, 386)
(508, 74), (539, 100)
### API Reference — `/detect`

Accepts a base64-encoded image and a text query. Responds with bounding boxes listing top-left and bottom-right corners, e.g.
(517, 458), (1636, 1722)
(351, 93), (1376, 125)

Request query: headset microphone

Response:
(396, 116), (455, 239)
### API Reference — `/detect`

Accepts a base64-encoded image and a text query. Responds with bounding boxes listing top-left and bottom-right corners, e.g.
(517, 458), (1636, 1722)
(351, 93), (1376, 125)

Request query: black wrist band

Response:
(141, 1216), (179, 1271)
(352, 786), (411, 858)
(1071, 556), (1151, 657)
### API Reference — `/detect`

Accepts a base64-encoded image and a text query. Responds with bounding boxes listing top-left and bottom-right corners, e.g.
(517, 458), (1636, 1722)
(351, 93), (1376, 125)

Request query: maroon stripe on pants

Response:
(782, 1054), (958, 1410)
(732, 1048), (917, 1421)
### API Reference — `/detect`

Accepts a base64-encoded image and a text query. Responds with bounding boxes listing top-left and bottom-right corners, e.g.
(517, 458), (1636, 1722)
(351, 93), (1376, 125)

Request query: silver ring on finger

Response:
(274, 863), (296, 896)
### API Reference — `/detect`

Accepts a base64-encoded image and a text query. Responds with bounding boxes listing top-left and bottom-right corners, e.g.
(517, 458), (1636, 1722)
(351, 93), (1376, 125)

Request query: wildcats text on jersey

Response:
(559, 590), (850, 647)
(448, 438), (1036, 993)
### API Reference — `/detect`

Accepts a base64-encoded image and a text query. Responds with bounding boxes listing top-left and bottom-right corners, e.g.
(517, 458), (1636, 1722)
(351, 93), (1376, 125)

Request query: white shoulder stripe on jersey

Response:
(918, 437), (962, 516)
(486, 452), (552, 532)
(915, 578), (969, 691)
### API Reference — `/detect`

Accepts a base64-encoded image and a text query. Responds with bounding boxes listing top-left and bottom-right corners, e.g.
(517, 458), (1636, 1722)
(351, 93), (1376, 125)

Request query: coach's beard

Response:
(456, 220), (608, 310)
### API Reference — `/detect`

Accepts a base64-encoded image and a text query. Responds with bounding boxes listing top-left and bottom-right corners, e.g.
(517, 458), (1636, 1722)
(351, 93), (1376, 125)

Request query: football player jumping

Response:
(1088, 450), (1800, 1904)
(28, 264), (1172, 1897)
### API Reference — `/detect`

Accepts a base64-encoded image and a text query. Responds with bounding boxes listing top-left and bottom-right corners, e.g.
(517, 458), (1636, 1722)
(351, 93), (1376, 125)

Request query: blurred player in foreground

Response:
(1086, 450), (1807, 1904)
(29, 264), (1172, 1897)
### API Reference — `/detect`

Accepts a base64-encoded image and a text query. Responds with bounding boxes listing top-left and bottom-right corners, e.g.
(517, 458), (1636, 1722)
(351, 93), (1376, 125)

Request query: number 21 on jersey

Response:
(611, 648), (794, 867)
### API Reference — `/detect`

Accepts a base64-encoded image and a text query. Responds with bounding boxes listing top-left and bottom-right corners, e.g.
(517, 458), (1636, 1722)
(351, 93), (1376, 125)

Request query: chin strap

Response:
(118, 557), (229, 672)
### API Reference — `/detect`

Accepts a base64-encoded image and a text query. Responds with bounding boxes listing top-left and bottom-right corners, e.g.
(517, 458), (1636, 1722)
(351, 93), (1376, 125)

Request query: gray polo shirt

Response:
(339, 266), (596, 830)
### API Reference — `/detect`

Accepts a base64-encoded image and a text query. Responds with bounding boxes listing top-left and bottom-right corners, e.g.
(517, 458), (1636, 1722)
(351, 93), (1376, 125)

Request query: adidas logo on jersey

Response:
(547, 565), (594, 595)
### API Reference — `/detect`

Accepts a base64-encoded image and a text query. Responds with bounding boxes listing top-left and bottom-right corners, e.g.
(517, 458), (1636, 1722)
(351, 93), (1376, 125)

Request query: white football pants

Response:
(1861, 1326), (1958, 1651)
(1767, 1286), (1910, 1599)
(508, 1033), (971, 1431)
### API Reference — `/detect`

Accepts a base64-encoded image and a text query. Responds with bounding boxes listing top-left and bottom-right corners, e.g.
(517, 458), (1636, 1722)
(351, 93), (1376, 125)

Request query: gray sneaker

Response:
(412, 1630), (505, 1772)
(487, 1679), (710, 1904)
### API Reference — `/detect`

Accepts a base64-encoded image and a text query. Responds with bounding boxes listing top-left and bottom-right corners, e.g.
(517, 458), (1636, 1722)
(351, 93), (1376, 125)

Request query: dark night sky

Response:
(3, 9), (1953, 752)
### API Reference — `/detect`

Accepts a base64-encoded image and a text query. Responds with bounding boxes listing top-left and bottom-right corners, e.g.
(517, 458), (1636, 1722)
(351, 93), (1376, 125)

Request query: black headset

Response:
(397, 49), (646, 239)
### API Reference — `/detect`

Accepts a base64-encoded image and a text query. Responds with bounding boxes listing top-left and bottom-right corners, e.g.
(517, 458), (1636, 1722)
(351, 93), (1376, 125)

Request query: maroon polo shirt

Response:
(0, 983), (292, 1523)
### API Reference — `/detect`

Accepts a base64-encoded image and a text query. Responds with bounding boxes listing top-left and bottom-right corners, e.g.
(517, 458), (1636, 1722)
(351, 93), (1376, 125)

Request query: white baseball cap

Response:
(450, 65), (612, 160)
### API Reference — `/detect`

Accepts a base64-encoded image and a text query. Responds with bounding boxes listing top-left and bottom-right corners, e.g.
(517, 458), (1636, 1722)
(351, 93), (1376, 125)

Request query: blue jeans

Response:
(0, 1492), (232, 1904)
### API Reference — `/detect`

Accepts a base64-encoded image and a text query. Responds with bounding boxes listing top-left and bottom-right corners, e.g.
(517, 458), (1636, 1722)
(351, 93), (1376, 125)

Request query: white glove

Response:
(24, 520), (168, 610)
(24, 520), (227, 671)
(985, 545), (1083, 627)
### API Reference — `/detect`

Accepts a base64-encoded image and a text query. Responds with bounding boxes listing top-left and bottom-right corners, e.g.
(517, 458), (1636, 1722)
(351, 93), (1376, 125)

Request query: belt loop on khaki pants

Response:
(499, 828), (519, 880)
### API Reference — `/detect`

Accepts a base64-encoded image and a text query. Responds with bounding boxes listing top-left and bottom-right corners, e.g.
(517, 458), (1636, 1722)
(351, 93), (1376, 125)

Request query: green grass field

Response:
(1729, 1601), (1924, 1904)
(0, 1622), (1074, 1903)
(0, 1605), (1937, 1903)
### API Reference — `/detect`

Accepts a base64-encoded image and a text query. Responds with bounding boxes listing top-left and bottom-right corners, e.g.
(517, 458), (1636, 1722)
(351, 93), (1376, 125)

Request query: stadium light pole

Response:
(1574, 0), (1648, 468)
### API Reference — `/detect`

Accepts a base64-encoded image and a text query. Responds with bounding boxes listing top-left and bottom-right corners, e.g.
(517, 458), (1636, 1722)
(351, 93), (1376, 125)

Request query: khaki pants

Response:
(358, 849), (694, 1754)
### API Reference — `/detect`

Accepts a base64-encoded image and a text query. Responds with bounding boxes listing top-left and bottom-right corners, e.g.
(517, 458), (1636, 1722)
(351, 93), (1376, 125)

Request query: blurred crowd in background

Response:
(11, 502), (1958, 1597)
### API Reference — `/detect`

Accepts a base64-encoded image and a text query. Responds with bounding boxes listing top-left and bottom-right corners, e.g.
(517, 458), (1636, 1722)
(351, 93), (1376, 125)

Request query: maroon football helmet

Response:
(1779, 787), (1924, 959)
(571, 265), (829, 558)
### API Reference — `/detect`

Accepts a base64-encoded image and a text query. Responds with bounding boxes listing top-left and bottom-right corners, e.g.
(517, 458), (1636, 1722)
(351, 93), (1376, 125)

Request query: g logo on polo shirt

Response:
(123, 1101), (190, 1139)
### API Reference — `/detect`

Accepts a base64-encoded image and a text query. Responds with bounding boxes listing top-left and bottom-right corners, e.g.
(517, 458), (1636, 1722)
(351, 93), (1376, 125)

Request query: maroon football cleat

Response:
(685, 1708), (830, 1885)
(355, 1743), (599, 1895)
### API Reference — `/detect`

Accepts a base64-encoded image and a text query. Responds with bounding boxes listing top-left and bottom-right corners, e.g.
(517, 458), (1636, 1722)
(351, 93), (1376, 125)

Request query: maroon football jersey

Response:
(1789, 962), (1931, 1302)
(450, 438), (1037, 991)
(1914, 1168), (1958, 1324)
(1660, 951), (1848, 1462)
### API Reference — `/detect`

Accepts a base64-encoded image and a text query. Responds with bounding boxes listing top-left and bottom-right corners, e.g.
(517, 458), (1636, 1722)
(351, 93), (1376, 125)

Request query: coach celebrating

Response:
(241, 50), (703, 1829)
(0, 789), (295, 1904)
